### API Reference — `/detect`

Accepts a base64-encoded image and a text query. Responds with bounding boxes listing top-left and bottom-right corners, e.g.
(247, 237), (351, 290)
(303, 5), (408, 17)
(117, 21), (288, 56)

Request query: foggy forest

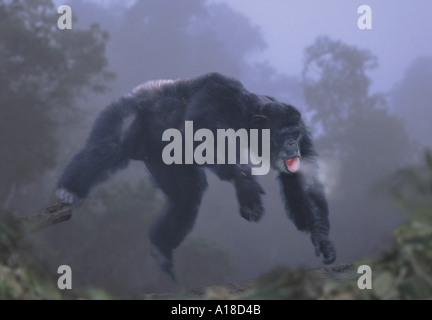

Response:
(1, 0), (431, 299)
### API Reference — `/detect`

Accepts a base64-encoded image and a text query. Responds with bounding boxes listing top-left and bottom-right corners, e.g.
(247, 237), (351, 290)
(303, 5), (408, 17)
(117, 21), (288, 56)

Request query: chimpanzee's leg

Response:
(145, 160), (207, 280)
(56, 100), (136, 206)
(210, 164), (265, 222)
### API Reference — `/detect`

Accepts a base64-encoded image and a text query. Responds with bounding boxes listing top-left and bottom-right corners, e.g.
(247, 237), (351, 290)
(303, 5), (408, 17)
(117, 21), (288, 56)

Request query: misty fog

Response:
(3, 0), (432, 294)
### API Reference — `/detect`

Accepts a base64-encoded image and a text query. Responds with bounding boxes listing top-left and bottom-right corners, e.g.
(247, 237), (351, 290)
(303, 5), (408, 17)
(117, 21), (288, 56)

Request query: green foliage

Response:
(0, 212), (21, 265)
(0, 0), (114, 196)
(391, 150), (432, 225)
(0, 264), (61, 300)
(0, 211), (120, 299)
(0, 210), (61, 299)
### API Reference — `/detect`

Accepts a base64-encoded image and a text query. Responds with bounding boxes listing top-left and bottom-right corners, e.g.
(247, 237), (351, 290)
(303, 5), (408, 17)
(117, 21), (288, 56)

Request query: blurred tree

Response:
(391, 56), (432, 149)
(67, 0), (299, 104)
(301, 37), (415, 258)
(391, 150), (432, 224)
(302, 37), (413, 192)
(111, 0), (264, 88)
(0, 0), (113, 202)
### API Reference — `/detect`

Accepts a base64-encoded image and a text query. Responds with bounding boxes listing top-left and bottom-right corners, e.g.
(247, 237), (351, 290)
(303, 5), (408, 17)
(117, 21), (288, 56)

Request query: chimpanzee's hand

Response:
(311, 232), (336, 264)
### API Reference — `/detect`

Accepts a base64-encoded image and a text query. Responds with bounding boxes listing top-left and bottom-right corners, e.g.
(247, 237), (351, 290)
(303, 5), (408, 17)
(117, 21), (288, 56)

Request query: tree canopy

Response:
(0, 0), (113, 199)
(302, 36), (413, 171)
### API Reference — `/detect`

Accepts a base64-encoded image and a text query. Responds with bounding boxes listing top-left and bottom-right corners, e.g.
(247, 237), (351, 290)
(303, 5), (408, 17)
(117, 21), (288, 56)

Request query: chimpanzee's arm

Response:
(279, 171), (336, 264)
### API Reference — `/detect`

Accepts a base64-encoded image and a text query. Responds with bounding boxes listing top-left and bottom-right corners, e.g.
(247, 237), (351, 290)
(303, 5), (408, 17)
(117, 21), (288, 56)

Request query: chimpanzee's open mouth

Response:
(284, 157), (300, 173)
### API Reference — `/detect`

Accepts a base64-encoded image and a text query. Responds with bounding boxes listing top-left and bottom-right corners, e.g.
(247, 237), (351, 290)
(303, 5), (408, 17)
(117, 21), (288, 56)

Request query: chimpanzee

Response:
(56, 73), (336, 280)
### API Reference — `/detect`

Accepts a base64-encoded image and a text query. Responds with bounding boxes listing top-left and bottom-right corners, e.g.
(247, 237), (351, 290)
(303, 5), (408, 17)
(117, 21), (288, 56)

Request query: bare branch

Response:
(17, 202), (73, 234)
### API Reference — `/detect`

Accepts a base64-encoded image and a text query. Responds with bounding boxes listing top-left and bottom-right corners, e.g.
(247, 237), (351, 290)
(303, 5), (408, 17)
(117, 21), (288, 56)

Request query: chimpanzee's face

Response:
(270, 124), (302, 173)
(266, 104), (303, 174)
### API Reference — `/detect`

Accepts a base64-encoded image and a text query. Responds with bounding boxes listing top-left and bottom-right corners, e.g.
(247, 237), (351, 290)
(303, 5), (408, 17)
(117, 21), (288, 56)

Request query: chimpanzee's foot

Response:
(55, 188), (82, 207)
(150, 244), (176, 282)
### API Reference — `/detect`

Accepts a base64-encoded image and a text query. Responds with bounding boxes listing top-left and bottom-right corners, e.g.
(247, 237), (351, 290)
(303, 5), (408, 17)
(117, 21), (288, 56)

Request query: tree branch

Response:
(18, 202), (73, 234)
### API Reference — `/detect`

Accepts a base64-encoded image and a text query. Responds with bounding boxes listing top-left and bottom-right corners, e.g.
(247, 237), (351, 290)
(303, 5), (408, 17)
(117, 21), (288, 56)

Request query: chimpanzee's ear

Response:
(251, 115), (269, 128)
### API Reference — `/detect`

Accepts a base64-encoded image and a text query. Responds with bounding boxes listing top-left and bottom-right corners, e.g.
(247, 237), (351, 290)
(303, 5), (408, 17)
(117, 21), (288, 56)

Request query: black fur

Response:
(56, 73), (336, 278)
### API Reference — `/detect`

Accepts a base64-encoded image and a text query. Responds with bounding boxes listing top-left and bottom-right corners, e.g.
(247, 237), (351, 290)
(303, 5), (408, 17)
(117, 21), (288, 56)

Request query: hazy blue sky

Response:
(208, 0), (432, 92)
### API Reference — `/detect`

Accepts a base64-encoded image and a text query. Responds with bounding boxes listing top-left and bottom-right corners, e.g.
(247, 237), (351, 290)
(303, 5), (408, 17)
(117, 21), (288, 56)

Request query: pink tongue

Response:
(285, 158), (300, 172)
